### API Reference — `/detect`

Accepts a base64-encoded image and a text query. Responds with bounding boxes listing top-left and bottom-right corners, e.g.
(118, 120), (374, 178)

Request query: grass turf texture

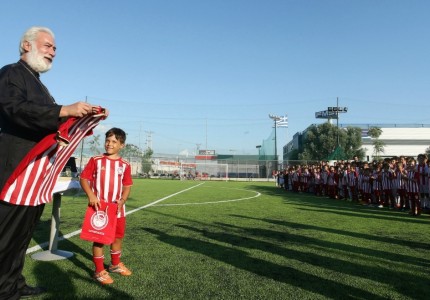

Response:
(24, 179), (430, 299)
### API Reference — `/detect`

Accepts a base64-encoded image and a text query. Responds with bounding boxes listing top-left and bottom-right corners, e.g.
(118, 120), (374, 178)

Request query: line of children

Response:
(275, 154), (430, 216)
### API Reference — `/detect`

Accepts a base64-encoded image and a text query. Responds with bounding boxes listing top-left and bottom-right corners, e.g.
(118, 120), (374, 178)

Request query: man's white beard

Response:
(26, 45), (52, 73)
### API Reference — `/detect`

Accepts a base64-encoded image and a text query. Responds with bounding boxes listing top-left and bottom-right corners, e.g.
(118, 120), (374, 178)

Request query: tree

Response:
(299, 123), (364, 161)
(425, 146), (430, 156)
(344, 127), (366, 160)
(300, 123), (339, 160)
(141, 148), (153, 174)
(367, 127), (385, 161)
(286, 148), (299, 160)
(121, 143), (142, 159)
(119, 143), (143, 173)
(120, 144), (154, 175)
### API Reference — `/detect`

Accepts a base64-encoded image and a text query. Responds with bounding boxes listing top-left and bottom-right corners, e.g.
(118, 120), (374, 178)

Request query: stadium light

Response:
(269, 114), (281, 167)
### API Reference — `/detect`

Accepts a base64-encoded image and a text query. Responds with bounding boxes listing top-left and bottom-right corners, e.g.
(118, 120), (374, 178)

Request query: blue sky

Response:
(1, 0), (429, 156)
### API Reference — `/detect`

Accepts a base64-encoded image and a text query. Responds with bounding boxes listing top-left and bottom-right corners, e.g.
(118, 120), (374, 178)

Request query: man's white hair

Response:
(19, 26), (55, 55)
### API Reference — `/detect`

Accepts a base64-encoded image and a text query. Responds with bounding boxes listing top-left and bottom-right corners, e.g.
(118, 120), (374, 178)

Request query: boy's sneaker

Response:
(109, 262), (132, 276)
(94, 270), (114, 285)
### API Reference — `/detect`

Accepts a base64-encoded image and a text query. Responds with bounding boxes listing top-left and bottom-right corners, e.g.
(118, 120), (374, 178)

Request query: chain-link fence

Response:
(71, 146), (322, 180)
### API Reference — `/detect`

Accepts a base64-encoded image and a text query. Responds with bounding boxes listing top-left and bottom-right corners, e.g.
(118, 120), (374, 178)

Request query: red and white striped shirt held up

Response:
(0, 113), (105, 206)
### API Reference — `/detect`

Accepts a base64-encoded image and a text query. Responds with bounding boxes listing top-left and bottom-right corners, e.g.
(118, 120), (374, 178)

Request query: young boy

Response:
(404, 158), (420, 216)
(80, 128), (133, 285)
(393, 161), (407, 210)
(347, 163), (358, 202)
(416, 154), (429, 211)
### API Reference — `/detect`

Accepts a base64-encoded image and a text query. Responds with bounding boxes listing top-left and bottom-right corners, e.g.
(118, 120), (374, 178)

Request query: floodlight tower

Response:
(269, 114), (281, 168)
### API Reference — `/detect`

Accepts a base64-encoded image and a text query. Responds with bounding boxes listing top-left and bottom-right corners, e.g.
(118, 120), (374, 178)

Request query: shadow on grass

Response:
(297, 205), (430, 225)
(143, 205), (430, 299)
(249, 184), (430, 225)
(28, 229), (134, 299)
(144, 227), (385, 299)
(217, 220), (430, 267)
(207, 221), (429, 298)
(231, 214), (430, 252)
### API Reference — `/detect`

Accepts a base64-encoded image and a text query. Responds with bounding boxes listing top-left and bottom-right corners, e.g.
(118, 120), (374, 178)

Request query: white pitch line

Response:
(154, 190), (261, 206)
(26, 182), (205, 254)
(125, 182), (205, 215)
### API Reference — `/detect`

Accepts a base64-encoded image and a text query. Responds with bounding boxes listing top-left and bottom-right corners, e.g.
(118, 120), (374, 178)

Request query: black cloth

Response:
(0, 60), (61, 188)
(0, 60), (62, 299)
(0, 202), (45, 300)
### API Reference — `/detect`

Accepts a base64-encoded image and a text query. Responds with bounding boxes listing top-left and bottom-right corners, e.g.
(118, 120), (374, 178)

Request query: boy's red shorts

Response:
(115, 217), (126, 238)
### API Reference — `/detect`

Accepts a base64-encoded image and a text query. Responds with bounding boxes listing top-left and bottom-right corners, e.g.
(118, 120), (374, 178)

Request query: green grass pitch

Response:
(23, 179), (430, 299)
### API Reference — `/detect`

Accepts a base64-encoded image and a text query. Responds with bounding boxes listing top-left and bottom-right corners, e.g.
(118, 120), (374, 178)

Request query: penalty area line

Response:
(26, 182), (205, 255)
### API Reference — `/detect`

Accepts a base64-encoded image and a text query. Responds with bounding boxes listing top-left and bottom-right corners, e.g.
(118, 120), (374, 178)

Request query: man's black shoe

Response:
(20, 285), (47, 298)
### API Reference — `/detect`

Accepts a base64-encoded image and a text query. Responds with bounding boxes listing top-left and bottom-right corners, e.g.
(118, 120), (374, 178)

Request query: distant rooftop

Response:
(337, 124), (430, 129)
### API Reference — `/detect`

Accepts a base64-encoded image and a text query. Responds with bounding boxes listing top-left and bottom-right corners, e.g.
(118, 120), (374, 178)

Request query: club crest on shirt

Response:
(117, 167), (124, 175)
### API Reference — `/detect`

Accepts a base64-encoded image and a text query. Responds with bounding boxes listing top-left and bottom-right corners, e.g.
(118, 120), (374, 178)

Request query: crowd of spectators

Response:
(275, 154), (430, 216)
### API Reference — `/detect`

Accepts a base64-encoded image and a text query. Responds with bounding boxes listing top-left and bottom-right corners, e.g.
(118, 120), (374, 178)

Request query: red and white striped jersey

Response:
(361, 175), (372, 193)
(300, 171), (310, 183)
(415, 164), (428, 186)
(313, 172), (321, 184)
(0, 115), (104, 206)
(392, 170), (405, 190)
(357, 173), (364, 190)
(381, 171), (392, 190)
(339, 171), (346, 186)
(372, 172), (382, 191)
(321, 171), (329, 184)
(327, 172), (337, 186)
(347, 170), (357, 187)
(80, 155), (133, 218)
(405, 171), (419, 193)
(291, 172), (299, 182)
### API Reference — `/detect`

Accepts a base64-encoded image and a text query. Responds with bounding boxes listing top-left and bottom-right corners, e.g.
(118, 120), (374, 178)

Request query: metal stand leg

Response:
(31, 193), (74, 261)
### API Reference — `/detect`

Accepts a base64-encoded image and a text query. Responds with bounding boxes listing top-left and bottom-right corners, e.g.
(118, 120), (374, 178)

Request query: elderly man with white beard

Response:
(0, 26), (97, 299)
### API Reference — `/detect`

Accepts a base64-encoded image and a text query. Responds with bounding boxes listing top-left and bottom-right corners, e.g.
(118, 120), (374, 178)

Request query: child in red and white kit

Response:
(291, 165), (300, 192)
(321, 165), (329, 197)
(80, 128), (133, 285)
(372, 164), (383, 207)
(416, 154), (429, 212)
(393, 162), (407, 210)
(404, 159), (420, 216)
(381, 163), (394, 208)
(361, 168), (372, 205)
(347, 163), (358, 202)
(313, 167), (322, 196)
(300, 167), (310, 193)
(327, 166), (338, 199)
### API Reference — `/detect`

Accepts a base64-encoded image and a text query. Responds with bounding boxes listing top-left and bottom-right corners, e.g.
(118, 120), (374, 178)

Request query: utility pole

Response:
(269, 114), (281, 168)
(144, 130), (154, 153)
(336, 97), (339, 149)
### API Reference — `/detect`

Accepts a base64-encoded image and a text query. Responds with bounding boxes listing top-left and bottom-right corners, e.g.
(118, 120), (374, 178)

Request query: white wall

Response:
(362, 127), (430, 159)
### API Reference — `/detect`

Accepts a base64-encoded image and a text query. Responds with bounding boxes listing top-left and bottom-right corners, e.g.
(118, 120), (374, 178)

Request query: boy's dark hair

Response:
(105, 127), (126, 144)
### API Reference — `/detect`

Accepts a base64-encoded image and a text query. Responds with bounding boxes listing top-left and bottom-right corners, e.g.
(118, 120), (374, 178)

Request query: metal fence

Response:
(72, 148), (321, 180)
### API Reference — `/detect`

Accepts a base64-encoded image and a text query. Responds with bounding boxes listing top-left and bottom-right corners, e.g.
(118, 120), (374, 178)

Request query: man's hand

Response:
(59, 101), (93, 118)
